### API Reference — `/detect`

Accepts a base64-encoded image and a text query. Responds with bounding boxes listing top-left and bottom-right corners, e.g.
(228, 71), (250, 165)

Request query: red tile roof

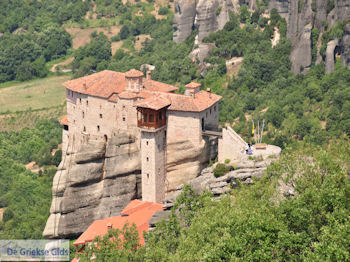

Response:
(143, 79), (178, 93)
(74, 200), (163, 246)
(63, 70), (178, 99)
(135, 94), (171, 110)
(185, 82), (201, 89)
(125, 69), (144, 78)
(134, 90), (221, 112)
(60, 115), (68, 125)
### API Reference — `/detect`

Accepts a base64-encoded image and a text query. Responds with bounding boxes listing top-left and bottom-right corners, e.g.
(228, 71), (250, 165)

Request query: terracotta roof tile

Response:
(63, 70), (178, 100)
(143, 79), (178, 93)
(135, 94), (171, 110)
(165, 91), (221, 112)
(118, 91), (139, 99)
(74, 200), (163, 246)
(60, 115), (68, 125)
(185, 82), (201, 89)
(63, 70), (126, 98)
(125, 69), (144, 78)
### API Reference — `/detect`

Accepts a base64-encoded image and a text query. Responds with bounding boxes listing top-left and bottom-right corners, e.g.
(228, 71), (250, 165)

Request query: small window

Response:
(100, 114), (103, 119)
(146, 141), (149, 146)
(83, 126), (86, 132)
(123, 117), (126, 121)
(86, 100), (88, 106)
(146, 157), (149, 162)
(149, 114), (154, 122)
(147, 173), (149, 179)
(82, 111), (85, 118)
(123, 105), (126, 109)
(97, 125), (100, 132)
(214, 105), (217, 111)
(210, 108), (212, 114)
(79, 98), (82, 103)
(100, 104), (102, 109)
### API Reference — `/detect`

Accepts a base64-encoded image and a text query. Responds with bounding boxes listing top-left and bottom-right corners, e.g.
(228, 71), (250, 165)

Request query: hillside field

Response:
(0, 75), (69, 113)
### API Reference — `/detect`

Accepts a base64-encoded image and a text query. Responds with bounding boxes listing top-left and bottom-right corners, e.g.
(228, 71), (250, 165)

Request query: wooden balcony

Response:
(137, 108), (167, 130)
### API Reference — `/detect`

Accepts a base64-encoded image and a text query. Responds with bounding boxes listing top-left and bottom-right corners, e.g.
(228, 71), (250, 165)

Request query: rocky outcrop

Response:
(173, 0), (350, 74)
(149, 156), (280, 229)
(173, 0), (240, 43)
(166, 136), (218, 192)
(43, 133), (142, 239)
(44, 133), (217, 239)
(325, 39), (339, 74)
(173, 0), (197, 43)
(341, 24), (350, 68)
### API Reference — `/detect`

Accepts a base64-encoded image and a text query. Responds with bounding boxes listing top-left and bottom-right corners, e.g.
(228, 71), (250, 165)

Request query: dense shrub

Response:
(213, 163), (231, 177)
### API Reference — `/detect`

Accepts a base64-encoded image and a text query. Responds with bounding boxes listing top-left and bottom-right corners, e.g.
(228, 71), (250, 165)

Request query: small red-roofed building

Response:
(72, 200), (162, 260)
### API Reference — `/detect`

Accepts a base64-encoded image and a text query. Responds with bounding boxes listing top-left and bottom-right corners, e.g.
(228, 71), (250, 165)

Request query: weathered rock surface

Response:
(173, 0), (350, 74)
(173, 0), (197, 43)
(325, 39), (339, 74)
(150, 156), (280, 229)
(44, 133), (217, 239)
(44, 133), (142, 239)
(341, 24), (350, 68)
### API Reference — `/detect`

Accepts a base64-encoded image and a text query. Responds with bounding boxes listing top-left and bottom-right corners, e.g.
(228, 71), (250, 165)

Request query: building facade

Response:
(61, 69), (221, 203)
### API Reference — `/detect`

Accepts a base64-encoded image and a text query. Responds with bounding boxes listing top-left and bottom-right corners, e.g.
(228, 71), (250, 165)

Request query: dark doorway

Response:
(201, 118), (205, 131)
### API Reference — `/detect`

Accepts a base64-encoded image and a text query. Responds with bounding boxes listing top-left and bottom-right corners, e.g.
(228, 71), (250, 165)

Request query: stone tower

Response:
(136, 97), (170, 203)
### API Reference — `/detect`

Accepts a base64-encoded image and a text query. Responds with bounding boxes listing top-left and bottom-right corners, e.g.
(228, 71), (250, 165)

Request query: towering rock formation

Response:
(341, 23), (350, 68)
(43, 132), (217, 239)
(173, 0), (350, 74)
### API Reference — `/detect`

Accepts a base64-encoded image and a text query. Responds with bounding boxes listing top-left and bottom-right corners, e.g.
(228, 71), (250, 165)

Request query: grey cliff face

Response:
(43, 133), (142, 239)
(44, 132), (217, 239)
(173, 0), (239, 43)
(173, 0), (197, 43)
(173, 0), (350, 74)
(341, 23), (350, 68)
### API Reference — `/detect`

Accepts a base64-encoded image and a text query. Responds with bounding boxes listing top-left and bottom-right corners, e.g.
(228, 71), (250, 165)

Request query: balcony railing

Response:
(138, 118), (166, 129)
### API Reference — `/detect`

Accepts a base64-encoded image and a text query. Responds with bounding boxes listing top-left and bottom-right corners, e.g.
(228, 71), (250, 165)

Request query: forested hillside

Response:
(0, 0), (89, 82)
(0, 119), (62, 238)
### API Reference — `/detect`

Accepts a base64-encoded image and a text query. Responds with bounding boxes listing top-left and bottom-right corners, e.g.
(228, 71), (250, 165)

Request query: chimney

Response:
(207, 88), (211, 98)
(147, 70), (151, 80)
(107, 223), (112, 230)
(189, 89), (195, 98)
(185, 82), (201, 96)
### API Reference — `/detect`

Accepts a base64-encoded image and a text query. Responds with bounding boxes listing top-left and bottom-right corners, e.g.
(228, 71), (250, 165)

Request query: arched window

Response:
(97, 125), (100, 132)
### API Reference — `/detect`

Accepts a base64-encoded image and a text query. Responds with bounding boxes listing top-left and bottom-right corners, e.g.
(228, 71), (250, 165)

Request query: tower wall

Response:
(141, 128), (166, 203)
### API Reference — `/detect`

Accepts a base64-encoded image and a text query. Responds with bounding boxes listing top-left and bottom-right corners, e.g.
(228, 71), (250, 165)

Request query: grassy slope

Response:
(0, 75), (69, 113)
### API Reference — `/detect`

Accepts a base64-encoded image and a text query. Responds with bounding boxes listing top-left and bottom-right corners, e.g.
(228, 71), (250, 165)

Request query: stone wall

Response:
(218, 126), (246, 163)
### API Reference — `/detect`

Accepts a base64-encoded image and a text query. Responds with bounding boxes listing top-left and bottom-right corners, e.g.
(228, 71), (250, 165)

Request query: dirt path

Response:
(50, 57), (74, 72)
(226, 57), (244, 77)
